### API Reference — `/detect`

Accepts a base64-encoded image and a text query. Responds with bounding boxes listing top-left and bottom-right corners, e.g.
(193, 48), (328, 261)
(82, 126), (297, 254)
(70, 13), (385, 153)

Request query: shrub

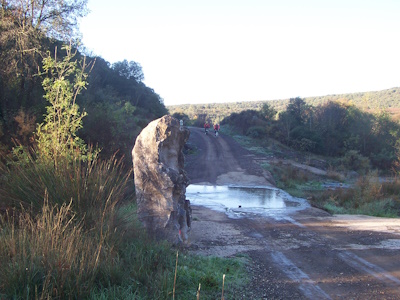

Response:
(338, 150), (371, 173)
(246, 126), (266, 139)
(37, 45), (92, 167)
(310, 173), (400, 217)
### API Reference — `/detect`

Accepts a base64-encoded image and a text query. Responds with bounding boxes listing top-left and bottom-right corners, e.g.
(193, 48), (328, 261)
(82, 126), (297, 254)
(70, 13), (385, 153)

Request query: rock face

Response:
(132, 115), (191, 243)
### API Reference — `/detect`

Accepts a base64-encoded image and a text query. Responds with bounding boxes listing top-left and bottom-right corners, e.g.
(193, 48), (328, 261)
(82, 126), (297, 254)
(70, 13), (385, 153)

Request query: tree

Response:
(278, 111), (294, 144)
(286, 97), (308, 127)
(345, 105), (373, 155)
(260, 102), (277, 121)
(1, 0), (88, 41)
(112, 60), (144, 82)
(36, 44), (91, 167)
(0, 0), (89, 124)
(313, 101), (349, 156)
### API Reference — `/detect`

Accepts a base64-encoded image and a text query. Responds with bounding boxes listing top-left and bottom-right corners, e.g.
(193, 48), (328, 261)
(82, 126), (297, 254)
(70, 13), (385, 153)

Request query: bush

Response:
(310, 174), (400, 217)
(246, 126), (267, 139)
(338, 150), (371, 173)
(221, 110), (267, 135)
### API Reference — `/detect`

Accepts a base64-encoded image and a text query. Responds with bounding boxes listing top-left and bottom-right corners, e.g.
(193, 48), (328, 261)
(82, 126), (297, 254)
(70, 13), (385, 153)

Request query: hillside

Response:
(168, 87), (400, 123)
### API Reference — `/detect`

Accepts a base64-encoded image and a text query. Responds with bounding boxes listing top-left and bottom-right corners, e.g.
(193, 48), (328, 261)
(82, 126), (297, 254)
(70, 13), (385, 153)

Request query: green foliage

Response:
(337, 150), (371, 173)
(36, 45), (91, 166)
(0, 4), (249, 299)
(260, 102), (277, 120)
(221, 110), (267, 135)
(1, 38), (167, 166)
(168, 87), (400, 125)
(286, 97), (309, 127)
(169, 87), (400, 171)
(246, 126), (267, 139)
(112, 59), (144, 82)
(273, 164), (311, 190)
(172, 111), (192, 126)
(80, 56), (168, 163)
(173, 254), (248, 299)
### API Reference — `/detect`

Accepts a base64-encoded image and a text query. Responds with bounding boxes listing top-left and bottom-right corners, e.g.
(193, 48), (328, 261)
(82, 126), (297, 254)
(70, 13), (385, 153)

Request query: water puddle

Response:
(186, 185), (309, 219)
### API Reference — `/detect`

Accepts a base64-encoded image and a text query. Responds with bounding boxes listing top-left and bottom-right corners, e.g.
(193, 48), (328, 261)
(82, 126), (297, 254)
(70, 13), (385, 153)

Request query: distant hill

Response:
(167, 87), (400, 123)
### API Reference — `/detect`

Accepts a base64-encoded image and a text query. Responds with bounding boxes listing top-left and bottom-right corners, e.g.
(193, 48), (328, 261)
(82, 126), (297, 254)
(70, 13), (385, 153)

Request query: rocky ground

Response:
(184, 126), (400, 300)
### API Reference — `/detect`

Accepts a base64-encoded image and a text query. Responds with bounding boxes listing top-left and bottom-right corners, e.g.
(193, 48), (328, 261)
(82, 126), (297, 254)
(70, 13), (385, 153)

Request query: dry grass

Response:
(0, 197), (125, 298)
(0, 152), (248, 299)
(311, 174), (400, 217)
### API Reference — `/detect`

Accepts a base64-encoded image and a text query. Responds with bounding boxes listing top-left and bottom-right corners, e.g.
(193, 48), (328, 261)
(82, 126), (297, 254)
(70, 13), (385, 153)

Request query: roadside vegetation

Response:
(2, 1), (400, 298)
(174, 95), (400, 218)
(219, 123), (400, 218)
(0, 2), (249, 298)
(0, 40), (247, 299)
(0, 1), (168, 165)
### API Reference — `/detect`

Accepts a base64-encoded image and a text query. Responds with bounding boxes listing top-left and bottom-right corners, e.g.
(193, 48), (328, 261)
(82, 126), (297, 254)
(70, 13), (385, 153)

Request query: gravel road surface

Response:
(184, 126), (400, 300)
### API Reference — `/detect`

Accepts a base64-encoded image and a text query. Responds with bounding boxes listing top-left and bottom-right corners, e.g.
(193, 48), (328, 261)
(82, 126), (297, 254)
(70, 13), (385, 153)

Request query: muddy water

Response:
(186, 185), (310, 219)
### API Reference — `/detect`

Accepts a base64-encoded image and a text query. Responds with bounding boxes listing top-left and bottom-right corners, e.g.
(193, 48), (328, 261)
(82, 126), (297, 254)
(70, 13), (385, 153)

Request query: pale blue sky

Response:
(80, 0), (400, 106)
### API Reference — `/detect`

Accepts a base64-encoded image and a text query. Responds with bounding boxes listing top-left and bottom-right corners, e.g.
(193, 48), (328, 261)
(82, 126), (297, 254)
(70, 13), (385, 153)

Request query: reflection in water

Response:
(186, 185), (309, 218)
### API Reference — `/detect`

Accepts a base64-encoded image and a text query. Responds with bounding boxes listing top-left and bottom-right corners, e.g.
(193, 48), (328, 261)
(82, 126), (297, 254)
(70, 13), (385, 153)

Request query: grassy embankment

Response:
(221, 125), (400, 218)
(0, 154), (248, 299)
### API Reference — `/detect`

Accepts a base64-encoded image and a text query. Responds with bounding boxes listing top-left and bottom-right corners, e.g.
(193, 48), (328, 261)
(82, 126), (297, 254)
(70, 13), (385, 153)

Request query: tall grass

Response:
(0, 151), (132, 229)
(0, 152), (249, 299)
(0, 196), (121, 298)
(0, 152), (133, 298)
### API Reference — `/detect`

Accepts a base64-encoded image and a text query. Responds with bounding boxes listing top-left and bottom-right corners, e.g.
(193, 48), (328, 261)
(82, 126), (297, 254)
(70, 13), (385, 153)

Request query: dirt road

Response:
(184, 127), (400, 299)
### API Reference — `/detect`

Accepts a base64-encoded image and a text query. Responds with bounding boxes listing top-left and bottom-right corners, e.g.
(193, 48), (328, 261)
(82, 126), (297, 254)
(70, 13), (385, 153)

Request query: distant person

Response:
(214, 124), (220, 136)
(204, 122), (210, 134)
(179, 119), (183, 131)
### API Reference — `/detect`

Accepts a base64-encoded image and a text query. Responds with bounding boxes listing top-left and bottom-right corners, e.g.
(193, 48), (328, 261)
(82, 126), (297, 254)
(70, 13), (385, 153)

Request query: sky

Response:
(79, 0), (400, 106)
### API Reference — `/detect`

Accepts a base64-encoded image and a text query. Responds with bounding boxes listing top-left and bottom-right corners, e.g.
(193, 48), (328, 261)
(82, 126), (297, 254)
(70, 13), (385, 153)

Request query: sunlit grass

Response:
(0, 151), (249, 299)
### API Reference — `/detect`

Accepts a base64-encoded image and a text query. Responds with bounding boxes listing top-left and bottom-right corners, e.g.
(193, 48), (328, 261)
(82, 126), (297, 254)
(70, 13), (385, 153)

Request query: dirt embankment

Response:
(184, 127), (400, 300)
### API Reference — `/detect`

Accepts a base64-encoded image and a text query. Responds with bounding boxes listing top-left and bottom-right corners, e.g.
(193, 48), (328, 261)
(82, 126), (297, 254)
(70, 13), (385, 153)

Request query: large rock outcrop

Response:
(132, 115), (191, 243)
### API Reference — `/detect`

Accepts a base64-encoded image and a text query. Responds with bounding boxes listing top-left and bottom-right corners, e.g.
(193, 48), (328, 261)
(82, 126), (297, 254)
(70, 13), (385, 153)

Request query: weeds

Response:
(0, 150), (132, 229)
(310, 174), (400, 217)
(272, 163), (311, 191)
(0, 195), (123, 298)
(0, 151), (248, 299)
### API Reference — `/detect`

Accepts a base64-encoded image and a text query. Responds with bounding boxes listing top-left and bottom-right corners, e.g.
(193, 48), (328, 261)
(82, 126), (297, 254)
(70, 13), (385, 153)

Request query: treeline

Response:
(0, 1), (167, 162)
(168, 87), (400, 125)
(221, 98), (400, 172)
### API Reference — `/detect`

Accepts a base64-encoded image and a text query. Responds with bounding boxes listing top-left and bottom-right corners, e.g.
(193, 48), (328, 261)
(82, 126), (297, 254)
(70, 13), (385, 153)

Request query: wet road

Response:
(185, 127), (400, 299)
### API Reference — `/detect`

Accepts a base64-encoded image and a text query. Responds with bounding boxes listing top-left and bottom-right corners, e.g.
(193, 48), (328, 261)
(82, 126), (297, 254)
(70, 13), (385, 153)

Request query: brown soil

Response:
(184, 127), (400, 300)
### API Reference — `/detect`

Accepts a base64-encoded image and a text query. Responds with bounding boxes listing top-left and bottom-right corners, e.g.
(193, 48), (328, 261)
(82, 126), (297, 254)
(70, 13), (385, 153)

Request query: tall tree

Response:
(314, 101), (349, 156)
(112, 60), (144, 82)
(286, 97), (308, 127)
(1, 0), (88, 41)
(260, 102), (277, 121)
(0, 0), (88, 111)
